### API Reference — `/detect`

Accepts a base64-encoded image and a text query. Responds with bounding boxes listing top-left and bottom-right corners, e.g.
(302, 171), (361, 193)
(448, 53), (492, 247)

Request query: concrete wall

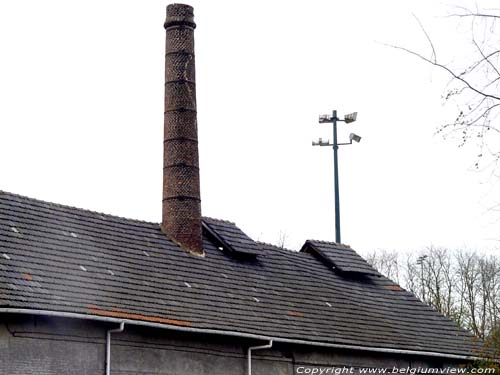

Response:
(0, 314), (466, 375)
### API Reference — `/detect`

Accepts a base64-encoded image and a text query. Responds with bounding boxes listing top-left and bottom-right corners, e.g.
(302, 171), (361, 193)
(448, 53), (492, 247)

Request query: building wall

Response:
(0, 314), (466, 375)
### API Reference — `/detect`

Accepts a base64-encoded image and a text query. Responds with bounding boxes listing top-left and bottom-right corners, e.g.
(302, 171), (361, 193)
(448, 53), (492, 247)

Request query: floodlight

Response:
(312, 137), (322, 146)
(312, 137), (332, 146)
(349, 133), (361, 143)
(344, 112), (357, 124)
(416, 255), (428, 265)
(319, 114), (333, 123)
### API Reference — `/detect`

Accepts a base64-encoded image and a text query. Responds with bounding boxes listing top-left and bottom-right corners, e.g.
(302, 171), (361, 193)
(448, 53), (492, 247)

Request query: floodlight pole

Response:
(332, 110), (341, 244)
(417, 255), (428, 302)
(313, 110), (359, 244)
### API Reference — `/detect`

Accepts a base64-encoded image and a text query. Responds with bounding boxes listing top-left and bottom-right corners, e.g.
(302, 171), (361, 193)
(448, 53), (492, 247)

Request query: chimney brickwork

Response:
(162, 4), (203, 255)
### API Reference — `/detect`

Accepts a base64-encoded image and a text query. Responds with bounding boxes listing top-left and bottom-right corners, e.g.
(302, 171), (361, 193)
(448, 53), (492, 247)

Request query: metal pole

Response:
(420, 260), (425, 302)
(417, 255), (427, 302)
(332, 110), (341, 243)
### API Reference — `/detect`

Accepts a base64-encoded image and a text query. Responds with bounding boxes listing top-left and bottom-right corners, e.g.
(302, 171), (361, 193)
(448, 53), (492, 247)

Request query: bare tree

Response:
(456, 251), (483, 337)
(423, 247), (456, 318)
(390, 6), (500, 174)
(365, 249), (401, 284)
(478, 255), (500, 336)
(403, 247), (458, 318)
(368, 247), (500, 343)
(403, 254), (420, 297)
(276, 230), (288, 249)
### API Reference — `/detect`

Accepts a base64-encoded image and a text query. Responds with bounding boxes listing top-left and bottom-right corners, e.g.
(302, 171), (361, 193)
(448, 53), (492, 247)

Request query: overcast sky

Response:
(1, 0), (498, 255)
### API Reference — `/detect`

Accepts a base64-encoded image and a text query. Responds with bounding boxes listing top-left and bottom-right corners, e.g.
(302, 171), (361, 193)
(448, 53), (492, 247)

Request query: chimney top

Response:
(164, 4), (196, 29)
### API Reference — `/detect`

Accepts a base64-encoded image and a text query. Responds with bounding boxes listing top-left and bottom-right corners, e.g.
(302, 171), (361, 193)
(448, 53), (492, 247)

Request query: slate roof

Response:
(0, 190), (481, 358)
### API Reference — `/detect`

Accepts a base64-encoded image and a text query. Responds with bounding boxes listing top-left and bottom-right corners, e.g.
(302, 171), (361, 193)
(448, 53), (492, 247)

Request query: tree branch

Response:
(386, 43), (500, 102)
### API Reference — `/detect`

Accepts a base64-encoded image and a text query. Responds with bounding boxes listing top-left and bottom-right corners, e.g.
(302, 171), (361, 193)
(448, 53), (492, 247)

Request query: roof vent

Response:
(202, 218), (261, 257)
(301, 240), (379, 276)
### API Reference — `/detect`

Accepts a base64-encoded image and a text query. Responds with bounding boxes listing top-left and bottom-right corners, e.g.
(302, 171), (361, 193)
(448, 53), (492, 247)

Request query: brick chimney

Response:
(162, 4), (203, 255)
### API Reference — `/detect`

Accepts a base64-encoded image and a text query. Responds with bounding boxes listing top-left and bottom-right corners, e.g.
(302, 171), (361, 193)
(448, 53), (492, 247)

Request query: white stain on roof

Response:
(253, 297), (260, 303)
(2, 253), (11, 260)
(143, 251), (150, 257)
(79, 265), (87, 272)
(108, 270), (115, 276)
(10, 227), (19, 233)
(70, 232), (78, 238)
(325, 302), (332, 307)
(221, 273), (228, 279)
(184, 282), (192, 288)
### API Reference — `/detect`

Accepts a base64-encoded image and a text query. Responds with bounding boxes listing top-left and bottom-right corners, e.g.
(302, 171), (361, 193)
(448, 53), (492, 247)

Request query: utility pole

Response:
(417, 255), (428, 302)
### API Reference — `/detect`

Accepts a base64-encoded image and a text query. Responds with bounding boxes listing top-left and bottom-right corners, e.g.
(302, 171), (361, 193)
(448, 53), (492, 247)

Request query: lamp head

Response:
(344, 112), (358, 124)
(349, 133), (362, 143)
(318, 114), (333, 123)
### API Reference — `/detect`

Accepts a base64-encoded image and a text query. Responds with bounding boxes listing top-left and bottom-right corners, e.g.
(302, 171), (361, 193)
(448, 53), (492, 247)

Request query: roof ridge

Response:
(307, 239), (352, 249)
(255, 240), (296, 253)
(201, 216), (236, 225)
(0, 189), (158, 226)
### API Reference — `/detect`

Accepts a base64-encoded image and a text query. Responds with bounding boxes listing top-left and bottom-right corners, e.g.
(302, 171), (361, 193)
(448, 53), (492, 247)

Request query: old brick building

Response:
(0, 4), (482, 375)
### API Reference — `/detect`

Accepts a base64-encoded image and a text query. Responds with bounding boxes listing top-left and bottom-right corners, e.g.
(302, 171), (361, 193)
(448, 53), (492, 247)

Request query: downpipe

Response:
(248, 340), (273, 375)
(106, 321), (124, 375)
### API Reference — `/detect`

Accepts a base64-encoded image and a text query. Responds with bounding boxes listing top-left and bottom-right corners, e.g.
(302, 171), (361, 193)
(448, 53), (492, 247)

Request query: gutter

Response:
(248, 340), (273, 375)
(106, 321), (124, 375)
(0, 309), (484, 361)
